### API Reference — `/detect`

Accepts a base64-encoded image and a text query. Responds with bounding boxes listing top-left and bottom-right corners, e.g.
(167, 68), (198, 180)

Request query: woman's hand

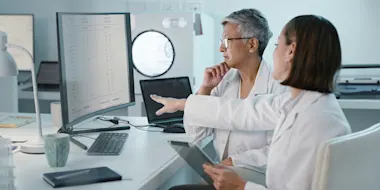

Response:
(220, 157), (234, 166)
(201, 62), (230, 89)
(203, 164), (246, 190)
(150, 95), (187, 116)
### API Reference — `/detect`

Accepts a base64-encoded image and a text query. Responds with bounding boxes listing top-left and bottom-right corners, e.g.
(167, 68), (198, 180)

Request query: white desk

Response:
(0, 113), (189, 190)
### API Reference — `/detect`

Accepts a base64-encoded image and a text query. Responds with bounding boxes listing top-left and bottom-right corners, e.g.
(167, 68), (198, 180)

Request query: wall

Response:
(204, 0), (380, 67)
(193, 14), (215, 90)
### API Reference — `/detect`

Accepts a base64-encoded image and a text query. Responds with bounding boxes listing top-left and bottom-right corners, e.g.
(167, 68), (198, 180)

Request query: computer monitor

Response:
(57, 12), (135, 134)
(37, 61), (60, 85)
(0, 14), (34, 71)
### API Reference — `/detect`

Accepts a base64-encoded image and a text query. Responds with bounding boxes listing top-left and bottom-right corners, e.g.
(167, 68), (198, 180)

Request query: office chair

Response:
(312, 122), (380, 190)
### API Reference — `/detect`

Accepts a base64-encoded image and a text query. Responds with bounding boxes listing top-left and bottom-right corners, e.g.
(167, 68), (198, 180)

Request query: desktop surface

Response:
(0, 113), (189, 190)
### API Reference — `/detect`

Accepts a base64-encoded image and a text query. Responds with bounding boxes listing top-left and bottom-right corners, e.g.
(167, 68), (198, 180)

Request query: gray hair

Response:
(222, 9), (273, 57)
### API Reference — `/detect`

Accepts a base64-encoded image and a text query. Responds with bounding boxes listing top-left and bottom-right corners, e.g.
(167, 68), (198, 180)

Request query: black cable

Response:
(94, 116), (119, 125)
(118, 120), (162, 132)
(94, 116), (162, 132)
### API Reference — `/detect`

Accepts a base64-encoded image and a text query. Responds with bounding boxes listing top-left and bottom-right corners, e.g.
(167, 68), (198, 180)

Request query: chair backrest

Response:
(0, 76), (18, 112)
(312, 122), (380, 190)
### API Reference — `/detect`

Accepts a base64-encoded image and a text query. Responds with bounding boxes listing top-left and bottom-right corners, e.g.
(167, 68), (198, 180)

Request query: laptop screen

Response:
(140, 77), (192, 123)
(37, 61), (60, 85)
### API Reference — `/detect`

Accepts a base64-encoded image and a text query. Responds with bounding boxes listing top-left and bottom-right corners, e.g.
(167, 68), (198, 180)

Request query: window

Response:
(132, 30), (175, 77)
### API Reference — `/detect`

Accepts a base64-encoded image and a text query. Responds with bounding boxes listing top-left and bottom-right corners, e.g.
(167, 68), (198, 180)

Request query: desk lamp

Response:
(0, 31), (44, 154)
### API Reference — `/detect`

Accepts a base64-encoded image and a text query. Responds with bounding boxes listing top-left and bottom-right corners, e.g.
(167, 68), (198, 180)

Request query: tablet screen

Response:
(169, 141), (215, 184)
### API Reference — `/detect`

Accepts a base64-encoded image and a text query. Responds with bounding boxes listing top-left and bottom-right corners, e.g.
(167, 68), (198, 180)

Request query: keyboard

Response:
(87, 132), (128, 156)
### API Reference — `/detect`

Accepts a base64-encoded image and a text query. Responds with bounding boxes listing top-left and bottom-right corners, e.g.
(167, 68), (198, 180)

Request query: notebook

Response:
(43, 167), (122, 188)
(0, 115), (35, 128)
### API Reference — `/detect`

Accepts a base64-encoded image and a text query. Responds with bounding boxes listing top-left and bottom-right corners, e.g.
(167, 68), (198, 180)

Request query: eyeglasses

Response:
(220, 37), (254, 49)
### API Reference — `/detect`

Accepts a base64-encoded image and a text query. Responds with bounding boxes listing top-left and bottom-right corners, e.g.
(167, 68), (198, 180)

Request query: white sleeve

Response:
(185, 86), (220, 142)
(229, 145), (269, 169)
(184, 94), (285, 132)
(244, 182), (267, 190)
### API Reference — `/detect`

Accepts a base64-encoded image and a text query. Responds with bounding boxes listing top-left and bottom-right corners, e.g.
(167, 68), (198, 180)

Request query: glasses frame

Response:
(220, 37), (255, 49)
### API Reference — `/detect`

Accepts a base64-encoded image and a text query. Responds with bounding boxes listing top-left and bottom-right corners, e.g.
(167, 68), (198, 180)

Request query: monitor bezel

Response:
(56, 12), (135, 133)
(0, 13), (35, 71)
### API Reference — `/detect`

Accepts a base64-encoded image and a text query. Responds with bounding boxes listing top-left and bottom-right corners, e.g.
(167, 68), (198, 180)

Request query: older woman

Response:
(183, 9), (287, 176)
(152, 15), (351, 190)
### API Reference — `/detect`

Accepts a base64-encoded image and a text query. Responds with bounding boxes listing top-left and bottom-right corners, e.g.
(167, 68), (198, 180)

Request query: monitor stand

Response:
(68, 126), (131, 135)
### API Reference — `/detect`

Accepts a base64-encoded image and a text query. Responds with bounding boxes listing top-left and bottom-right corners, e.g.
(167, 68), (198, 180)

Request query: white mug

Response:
(50, 102), (62, 129)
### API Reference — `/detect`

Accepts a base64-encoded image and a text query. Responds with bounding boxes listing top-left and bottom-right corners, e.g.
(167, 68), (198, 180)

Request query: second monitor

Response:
(57, 12), (135, 134)
(140, 77), (192, 128)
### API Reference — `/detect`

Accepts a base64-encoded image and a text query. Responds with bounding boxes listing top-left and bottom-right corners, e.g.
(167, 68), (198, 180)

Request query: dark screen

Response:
(140, 77), (192, 123)
(37, 62), (60, 84)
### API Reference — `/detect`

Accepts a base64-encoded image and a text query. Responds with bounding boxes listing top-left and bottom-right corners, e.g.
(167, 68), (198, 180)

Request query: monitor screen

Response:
(0, 14), (34, 71)
(57, 13), (135, 130)
(37, 61), (60, 85)
(140, 77), (192, 123)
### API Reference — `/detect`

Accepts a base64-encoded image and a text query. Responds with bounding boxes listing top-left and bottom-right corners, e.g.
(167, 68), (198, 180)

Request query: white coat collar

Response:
(291, 90), (326, 113)
(224, 60), (271, 94)
(271, 90), (327, 143)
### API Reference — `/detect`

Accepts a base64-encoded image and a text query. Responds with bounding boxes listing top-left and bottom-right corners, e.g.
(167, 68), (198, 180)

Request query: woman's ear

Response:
(248, 38), (259, 53)
(286, 42), (296, 62)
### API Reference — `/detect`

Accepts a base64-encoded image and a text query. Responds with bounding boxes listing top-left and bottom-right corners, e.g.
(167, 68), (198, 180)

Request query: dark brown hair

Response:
(281, 15), (341, 93)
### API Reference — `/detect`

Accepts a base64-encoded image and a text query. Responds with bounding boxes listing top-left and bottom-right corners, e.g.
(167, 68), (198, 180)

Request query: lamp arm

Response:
(7, 44), (42, 139)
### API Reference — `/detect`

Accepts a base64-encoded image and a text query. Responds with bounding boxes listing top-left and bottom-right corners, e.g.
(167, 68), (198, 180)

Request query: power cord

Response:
(94, 116), (120, 125)
(94, 116), (162, 132)
(119, 120), (162, 132)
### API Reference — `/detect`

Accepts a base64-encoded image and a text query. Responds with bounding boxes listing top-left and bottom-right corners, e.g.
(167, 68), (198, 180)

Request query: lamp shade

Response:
(0, 31), (18, 77)
(0, 51), (18, 77)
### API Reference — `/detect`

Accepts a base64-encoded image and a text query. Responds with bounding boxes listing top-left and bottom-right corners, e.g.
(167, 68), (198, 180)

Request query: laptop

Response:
(140, 77), (193, 128)
(25, 61), (60, 92)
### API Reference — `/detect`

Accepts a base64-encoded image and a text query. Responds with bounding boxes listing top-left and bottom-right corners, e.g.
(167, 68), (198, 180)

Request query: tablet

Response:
(169, 141), (215, 184)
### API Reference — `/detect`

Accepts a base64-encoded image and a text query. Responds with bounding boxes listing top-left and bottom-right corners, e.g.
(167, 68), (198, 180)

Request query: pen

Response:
(70, 136), (88, 150)
(55, 169), (91, 180)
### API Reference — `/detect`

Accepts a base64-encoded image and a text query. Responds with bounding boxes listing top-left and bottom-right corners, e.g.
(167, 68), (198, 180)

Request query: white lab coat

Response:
(184, 90), (351, 190)
(186, 60), (287, 169)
